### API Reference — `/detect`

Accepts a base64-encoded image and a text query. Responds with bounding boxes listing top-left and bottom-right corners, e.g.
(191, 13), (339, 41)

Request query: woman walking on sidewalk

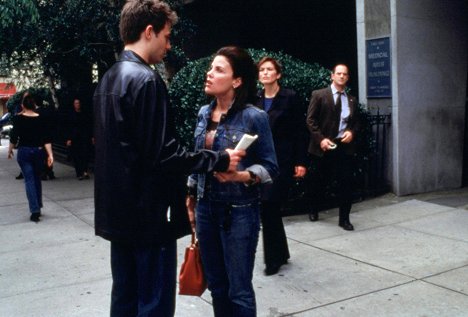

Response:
(7, 91), (54, 222)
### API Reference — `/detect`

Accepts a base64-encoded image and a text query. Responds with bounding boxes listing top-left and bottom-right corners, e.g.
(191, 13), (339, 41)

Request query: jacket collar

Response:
(118, 50), (148, 65)
(257, 87), (286, 112)
(258, 86), (286, 100)
(203, 99), (245, 121)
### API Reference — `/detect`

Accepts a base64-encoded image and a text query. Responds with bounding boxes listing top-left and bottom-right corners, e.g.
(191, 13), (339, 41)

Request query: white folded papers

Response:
(234, 134), (258, 150)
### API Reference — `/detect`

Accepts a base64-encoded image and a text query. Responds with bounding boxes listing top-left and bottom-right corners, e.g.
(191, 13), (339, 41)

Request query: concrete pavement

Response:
(1, 138), (467, 317)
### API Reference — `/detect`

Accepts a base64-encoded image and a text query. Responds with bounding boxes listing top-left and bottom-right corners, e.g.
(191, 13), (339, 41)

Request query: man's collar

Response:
(331, 84), (347, 95)
(119, 50), (148, 65)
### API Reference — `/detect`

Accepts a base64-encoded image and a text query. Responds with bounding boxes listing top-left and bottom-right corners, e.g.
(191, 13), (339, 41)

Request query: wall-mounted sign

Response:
(367, 37), (391, 98)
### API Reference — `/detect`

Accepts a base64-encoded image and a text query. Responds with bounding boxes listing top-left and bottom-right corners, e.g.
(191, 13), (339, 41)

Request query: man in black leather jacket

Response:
(93, 1), (244, 316)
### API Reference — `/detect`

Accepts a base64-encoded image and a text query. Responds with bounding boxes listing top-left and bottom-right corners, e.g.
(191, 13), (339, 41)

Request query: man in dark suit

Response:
(306, 64), (359, 230)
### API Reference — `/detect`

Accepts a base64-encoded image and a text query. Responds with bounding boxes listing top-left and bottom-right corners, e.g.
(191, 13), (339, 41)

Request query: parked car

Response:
(0, 113), (12, 138)
(0, 123), (12, 138)
(0, 112), (11, 126)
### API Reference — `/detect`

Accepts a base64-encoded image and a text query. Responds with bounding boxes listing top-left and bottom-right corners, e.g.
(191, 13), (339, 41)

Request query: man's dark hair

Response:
(215, 46), (257, 110)
(22, 91), (36, 110)
(257, 56), (283, 75)
(119, 0), (178, 44)
(332, 64), (349, 74)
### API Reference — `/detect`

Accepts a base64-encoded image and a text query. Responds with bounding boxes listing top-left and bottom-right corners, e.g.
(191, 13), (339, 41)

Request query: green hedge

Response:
(169, 48), (331, 148)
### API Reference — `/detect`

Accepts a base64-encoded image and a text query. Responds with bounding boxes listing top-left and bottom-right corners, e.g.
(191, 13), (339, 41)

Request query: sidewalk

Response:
(1, 139), (467, 317)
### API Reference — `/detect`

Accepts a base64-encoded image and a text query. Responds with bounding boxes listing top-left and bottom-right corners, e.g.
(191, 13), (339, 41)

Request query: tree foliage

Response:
(0, 0), (122, 92)
(0, 0), (195, 106)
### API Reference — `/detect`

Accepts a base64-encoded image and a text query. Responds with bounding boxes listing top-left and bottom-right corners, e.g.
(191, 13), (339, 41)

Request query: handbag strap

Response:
(191, 231), (196, 246)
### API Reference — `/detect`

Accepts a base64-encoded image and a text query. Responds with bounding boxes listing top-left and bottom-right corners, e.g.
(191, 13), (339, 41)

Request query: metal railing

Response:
(364, 110), (392, 196)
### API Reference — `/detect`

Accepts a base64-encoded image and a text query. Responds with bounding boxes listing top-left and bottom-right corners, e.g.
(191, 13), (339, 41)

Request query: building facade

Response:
(356, 0), (467, 195)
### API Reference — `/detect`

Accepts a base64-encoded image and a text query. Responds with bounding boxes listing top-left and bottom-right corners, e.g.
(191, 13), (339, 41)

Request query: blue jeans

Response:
(17, 146), (44, 214)
(196, 198), (260, 317)
(110, 240), (177, 317)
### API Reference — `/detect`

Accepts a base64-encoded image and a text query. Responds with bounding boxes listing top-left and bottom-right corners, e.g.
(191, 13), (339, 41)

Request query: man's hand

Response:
(341, 131), (353, 143)
(66, 140), (72, 146)
(47, 155), (54, 167)
(320, 138), (336, 151)
(294, 165), (307, 178)
(225, 149), (246, 172)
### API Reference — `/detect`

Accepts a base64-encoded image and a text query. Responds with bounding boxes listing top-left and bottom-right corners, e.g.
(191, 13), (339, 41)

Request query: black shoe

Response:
(83, 173), (90, 179)
(41, 175), (48, 181)
(339, 221), (354, 231)
(264, 264), (281, 276)
(78, 175), (84, 180)
(264, 259), (288, 276)
(16, 173), (24, 180)
(309, 211), (319, 222)
(30, 213), (40, 223)
(48, 175), (56, 180)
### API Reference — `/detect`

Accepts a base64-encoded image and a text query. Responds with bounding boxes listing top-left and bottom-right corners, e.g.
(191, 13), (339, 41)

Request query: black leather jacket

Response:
(93, 50), (229, 245)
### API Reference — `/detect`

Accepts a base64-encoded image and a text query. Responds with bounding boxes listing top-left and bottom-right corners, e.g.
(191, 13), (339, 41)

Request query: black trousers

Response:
(260, 201), (290, 267)
(309, 147), (354, 222)
(70, 139), (89, 177)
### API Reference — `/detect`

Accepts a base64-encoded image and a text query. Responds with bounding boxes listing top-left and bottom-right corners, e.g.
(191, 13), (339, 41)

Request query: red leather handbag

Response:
(179, 232), (207, 296)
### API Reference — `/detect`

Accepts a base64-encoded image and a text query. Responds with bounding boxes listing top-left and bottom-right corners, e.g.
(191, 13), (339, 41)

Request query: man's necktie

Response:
(335, 91), (342, 112)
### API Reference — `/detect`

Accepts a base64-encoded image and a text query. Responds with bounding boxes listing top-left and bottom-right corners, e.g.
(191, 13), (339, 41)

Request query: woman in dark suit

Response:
(256, 57), (309, 275)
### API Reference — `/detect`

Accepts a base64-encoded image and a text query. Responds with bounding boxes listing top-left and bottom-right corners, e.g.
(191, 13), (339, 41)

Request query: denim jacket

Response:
(188, 101), (279, 203)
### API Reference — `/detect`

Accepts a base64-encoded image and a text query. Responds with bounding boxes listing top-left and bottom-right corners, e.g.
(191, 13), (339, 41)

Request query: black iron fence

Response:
(362, 110), (392, 196)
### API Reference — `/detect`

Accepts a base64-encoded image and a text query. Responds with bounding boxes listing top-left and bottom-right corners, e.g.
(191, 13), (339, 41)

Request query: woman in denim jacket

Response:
(187, 46), (278, 317)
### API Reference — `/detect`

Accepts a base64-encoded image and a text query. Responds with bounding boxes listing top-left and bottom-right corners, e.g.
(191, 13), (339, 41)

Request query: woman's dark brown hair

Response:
(214, 46), (257, 110)
(21, 91), (36, 110)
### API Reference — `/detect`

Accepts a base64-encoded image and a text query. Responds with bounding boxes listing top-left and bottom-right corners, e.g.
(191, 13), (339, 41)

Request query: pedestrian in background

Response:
(256, 56), (308, 275)
(306, 64), (359, 230)
(93, 2), (244, 316)
(66, 98), (93, 180)
(7, 91), (54, 222)
(187, 46), (279, 317)
(13, 95), (56, 180)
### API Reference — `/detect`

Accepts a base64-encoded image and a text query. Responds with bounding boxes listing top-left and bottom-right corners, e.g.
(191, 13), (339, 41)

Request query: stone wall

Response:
(357, 0), (467, 195)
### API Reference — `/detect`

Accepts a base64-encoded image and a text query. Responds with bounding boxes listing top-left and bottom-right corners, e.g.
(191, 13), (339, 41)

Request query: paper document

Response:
(234, 134), (258, 150)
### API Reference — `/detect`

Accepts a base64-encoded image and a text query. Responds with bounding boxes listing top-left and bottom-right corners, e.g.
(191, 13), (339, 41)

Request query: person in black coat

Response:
(256, 57), (308, 275)
(93, 2), (244, 316)
(66, 98), (93, 180)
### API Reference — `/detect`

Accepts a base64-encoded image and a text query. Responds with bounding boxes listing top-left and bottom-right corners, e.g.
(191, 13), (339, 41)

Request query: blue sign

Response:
(367, 37), (391, 98)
